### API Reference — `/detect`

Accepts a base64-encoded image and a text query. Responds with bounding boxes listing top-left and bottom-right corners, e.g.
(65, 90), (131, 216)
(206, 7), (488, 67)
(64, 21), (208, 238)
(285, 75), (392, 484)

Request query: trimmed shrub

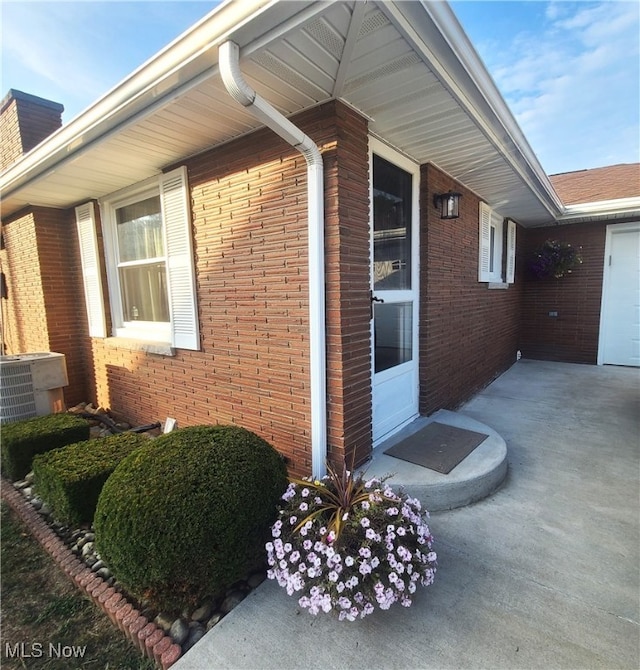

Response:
(32, 432), (149, 525)
(94, 425), (288, 612)
(1, 413), (90, 481)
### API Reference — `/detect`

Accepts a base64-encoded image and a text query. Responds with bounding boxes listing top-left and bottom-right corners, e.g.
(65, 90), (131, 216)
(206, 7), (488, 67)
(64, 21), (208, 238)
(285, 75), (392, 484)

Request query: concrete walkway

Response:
(175, 360), (640, 670)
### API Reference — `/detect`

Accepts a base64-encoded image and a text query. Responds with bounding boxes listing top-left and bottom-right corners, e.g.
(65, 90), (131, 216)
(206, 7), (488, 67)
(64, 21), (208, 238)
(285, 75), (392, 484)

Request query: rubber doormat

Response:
(384, 422), (489, 474)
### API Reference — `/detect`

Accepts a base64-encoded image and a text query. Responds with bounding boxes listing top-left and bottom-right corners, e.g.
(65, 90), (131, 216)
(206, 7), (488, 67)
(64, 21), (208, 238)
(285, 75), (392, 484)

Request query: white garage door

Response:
(599, 222), (640, 366)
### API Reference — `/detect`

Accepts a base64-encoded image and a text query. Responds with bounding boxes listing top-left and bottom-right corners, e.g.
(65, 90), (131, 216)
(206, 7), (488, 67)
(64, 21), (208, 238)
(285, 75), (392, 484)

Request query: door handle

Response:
(370, 291), (384, 319)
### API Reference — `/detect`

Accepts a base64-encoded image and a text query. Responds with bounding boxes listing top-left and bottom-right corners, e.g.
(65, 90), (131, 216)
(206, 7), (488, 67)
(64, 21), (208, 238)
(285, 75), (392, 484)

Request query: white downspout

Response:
(219, 40), (327, 479)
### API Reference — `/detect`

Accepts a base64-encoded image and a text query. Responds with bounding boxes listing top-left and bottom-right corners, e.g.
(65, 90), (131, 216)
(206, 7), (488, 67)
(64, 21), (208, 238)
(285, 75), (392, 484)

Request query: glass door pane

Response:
(374, 301), (413, 373)
(372, 154), (412, 291)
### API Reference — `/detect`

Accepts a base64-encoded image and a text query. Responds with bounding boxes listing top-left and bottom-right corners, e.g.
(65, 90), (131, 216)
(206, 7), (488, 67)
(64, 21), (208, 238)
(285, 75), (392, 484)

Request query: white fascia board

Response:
(558, 197), (640, 223)
(382, 1), (564, 219)
(563, 196), (640, 215)
(0, 0), (279, 202)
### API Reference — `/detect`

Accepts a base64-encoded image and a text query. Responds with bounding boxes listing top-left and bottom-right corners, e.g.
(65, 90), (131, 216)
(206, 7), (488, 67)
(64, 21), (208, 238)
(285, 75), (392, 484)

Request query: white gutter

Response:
(219, 40), (327, 479)
(0, 0), (274, 204)
(560, 196), (640, 220)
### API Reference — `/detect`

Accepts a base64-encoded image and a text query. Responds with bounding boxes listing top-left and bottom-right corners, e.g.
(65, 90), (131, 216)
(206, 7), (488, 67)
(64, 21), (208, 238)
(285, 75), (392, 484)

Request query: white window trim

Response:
(101, 176), (170, 343)
(76, 167), (200, 351)
(478, 203), (516, 284)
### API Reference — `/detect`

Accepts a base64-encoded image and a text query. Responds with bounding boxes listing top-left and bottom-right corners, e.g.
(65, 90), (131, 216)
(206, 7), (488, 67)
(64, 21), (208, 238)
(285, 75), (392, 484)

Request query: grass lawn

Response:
(1, 501), (156, 669)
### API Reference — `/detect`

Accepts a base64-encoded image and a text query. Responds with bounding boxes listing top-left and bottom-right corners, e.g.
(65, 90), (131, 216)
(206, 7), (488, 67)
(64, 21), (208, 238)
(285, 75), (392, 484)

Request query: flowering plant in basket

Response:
(266, 464), (437, 621)
(529, 239), (583, 279)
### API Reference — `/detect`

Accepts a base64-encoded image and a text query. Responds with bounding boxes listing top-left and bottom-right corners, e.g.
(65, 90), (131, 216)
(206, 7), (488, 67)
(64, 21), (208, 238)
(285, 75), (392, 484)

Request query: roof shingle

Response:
(549, 163), (640, 205)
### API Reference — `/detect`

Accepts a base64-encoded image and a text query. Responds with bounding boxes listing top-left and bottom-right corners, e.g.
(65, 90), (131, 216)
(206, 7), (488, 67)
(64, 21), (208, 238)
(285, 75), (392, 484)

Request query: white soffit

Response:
(1, 0), (563, 226)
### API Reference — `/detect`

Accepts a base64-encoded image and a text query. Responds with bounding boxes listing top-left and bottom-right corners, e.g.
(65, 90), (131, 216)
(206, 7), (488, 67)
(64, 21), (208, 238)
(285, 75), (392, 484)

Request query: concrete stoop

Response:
(360, 409), (508, 512)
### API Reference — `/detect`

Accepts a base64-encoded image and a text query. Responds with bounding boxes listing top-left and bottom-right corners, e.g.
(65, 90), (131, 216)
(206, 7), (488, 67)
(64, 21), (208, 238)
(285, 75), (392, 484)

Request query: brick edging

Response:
(1, 479), (182, 669)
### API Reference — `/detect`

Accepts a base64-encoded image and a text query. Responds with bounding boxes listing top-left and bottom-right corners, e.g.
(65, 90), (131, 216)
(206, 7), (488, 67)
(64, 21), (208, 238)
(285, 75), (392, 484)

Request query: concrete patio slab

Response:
(174, 360), (640, 670)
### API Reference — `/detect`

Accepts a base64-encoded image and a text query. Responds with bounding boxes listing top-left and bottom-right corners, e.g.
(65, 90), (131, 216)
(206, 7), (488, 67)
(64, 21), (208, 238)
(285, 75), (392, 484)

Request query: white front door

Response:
(370, 139), (419, 444)
(599, 222), (640, 366)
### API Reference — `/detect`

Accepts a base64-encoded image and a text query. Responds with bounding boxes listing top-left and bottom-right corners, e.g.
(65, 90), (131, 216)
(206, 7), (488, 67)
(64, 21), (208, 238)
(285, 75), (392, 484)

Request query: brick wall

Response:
(519, 222), (606, 363)
(1, 207), (89, 407)
(1, 97), (22, 171)
(419, 164), (522, 414)
(0, 90), (63, 170)
(84, 101), (371, 476)
(323, 102), (371, 469)
(0, 211), (49, 352)
(34, 207), (90, 406)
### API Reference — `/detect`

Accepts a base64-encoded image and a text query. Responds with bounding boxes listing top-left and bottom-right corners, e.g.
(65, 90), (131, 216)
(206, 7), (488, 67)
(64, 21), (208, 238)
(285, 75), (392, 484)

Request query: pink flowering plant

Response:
(265, 463), (437, 620)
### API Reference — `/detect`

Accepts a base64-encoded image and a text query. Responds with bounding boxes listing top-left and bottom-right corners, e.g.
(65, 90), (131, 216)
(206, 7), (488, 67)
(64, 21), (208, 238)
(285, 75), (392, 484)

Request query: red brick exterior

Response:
(1, 90), (63, 170)
(419, 164), (522, 414)
(1, 89), (622, 475)
(81, 101), (371, 476)
(519, 222), (607, 363)
(1, 207), (89, 407)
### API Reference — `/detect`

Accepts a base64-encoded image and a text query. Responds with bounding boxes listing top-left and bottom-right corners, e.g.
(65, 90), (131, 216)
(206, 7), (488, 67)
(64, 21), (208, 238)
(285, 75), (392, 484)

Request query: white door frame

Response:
(598, 220), (640, 365)
(369, 137), (420, 446)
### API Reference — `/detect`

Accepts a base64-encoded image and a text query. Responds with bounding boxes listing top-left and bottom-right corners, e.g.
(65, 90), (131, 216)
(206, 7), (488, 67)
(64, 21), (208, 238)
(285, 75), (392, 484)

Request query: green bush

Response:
(94, 425), (288, 612)
(32, 432), (149, 525)
(1, 413), (90, 481)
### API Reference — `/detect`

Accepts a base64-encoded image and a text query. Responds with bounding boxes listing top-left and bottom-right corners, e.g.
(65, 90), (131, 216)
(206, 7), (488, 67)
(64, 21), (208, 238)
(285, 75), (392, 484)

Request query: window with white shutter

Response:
(506, 219), (517, 284)
(75, 202), (106, 338)
(76, 168), (199, 350)
(478, 202), (492, 282)
(478, 203), (516, 285)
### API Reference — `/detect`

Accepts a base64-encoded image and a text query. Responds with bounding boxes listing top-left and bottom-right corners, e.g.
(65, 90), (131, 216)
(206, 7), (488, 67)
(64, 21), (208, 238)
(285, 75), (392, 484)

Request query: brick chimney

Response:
(1, 89), (64, 171)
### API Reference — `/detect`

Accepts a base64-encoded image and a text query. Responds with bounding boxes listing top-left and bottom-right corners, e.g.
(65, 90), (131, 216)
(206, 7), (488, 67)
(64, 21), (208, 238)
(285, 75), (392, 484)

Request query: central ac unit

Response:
(0, 352), (68, 424)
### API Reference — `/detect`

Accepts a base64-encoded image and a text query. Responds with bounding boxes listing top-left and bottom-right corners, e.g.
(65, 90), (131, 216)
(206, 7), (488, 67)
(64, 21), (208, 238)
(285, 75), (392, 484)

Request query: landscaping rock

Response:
(155, 612), (174, 632)
(220, 590), (246, 614)
(81, 542), (95, 557)
(30, 497), (43, 510)
(91, 560), (105, 572)
(77, 535), (91, 548)
(205, 613), (222, 630)
(96, 567), (111, 580)
(183, 624), (205, 652)
(169, 617), (189, 645)
(191, 600), (214, 622)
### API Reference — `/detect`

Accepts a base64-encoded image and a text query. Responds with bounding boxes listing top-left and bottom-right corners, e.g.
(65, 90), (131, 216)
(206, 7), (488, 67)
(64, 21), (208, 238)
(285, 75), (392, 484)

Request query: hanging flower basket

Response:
(266, 464), (437, 621)
(529, 239), (583, 279)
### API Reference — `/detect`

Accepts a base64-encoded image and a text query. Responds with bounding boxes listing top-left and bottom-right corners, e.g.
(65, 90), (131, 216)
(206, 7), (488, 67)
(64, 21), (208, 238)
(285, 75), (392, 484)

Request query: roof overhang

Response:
(554, 197), (640, 226)
(1, 0), (569, 225)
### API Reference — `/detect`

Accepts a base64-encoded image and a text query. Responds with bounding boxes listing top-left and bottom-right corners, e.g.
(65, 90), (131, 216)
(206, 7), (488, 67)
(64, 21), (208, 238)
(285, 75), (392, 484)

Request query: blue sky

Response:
(1, 0), (638, 176)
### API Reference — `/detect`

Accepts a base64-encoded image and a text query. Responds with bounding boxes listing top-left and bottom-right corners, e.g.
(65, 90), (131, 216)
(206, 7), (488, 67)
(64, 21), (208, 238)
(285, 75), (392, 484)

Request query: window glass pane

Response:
(116, 196), (163, 262)
(374, 301), (412, 373)
(373, 155), (412, 290)
(119, 263), (169, 322)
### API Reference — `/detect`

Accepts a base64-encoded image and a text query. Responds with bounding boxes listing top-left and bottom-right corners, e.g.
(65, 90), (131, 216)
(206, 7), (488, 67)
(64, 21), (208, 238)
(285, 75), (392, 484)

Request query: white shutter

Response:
(506, 219), (517, 284)
(160, 166), (200, 351)
(478, 202), (492, 282)
(75, 202), (106, 337)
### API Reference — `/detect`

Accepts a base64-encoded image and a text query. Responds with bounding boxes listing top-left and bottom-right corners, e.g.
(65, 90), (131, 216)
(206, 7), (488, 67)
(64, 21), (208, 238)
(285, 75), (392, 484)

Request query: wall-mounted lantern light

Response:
(433, 191), (462, 219)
